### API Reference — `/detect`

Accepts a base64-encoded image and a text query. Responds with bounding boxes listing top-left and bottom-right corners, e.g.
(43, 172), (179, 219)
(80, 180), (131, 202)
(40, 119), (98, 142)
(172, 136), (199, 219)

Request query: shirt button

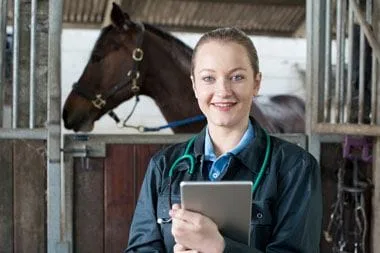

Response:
(212, 172), (219, 179)
(257, 213), (263, 219)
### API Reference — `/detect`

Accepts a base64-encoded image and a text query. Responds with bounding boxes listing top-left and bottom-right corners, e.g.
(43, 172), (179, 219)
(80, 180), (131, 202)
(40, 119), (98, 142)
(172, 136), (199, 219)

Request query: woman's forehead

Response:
(194, 41), (251, 70)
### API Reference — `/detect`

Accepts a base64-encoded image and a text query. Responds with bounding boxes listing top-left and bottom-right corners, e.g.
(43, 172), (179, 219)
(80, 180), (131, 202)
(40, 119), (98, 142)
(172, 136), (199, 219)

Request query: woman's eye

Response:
(231, 75), (244, 81)
(202, 76), (214, 82)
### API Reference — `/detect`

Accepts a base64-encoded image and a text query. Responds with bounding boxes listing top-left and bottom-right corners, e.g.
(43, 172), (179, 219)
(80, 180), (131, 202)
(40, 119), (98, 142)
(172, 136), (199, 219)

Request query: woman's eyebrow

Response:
(198, 69), (216, 74)
(229, 67), (248, 73)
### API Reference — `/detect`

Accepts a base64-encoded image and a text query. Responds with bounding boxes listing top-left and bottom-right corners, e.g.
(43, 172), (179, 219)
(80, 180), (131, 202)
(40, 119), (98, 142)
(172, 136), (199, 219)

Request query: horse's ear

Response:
(111, 2), (131, 29)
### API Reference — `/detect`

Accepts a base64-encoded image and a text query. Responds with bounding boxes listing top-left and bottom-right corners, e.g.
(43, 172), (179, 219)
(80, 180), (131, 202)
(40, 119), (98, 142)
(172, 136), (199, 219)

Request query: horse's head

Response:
(63, 3), (146, 132)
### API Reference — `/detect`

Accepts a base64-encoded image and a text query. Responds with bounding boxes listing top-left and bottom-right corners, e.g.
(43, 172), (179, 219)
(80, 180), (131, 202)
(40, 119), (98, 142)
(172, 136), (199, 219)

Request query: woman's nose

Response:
(215, 79), (232, 96)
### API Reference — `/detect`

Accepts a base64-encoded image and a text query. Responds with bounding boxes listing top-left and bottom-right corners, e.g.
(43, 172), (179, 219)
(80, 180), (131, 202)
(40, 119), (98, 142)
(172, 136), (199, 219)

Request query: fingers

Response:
(171, 215), (193, 238)
(173, 243), (187, 251)
(173, 244), (199, 253)
(172, 203), (181, 210)
(170, 205), (204, 225)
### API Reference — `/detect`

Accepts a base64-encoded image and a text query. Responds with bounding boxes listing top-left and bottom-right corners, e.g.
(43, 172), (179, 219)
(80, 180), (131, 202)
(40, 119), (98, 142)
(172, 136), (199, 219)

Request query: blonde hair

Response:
(191, 27), (260, 75)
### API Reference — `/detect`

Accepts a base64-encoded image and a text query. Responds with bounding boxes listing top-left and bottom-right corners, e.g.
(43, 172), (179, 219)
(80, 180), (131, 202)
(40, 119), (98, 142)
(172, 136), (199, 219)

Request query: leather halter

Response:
(71, 22), (145, 110)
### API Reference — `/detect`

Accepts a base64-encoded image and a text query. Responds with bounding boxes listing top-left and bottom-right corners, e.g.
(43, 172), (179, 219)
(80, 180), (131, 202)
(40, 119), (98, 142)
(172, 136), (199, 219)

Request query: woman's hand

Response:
(173, 243), (199, 252)
(170, 204), (225, 253)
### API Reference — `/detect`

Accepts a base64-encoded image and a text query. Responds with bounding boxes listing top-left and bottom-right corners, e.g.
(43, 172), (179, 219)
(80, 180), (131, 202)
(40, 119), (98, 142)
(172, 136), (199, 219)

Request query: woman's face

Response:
(192, 41), (261, 131)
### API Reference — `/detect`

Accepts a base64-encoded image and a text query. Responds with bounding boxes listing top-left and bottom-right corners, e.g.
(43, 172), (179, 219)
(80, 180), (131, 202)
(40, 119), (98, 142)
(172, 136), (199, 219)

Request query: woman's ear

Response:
(253, 72), (262, 96)
(191, 75), (198, 98)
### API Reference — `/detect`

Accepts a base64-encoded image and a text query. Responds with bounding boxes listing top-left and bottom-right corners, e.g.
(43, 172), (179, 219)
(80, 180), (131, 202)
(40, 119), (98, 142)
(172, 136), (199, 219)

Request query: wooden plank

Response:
(0, 140), (13, 253)
(74, 157), (104, 253)
(373, 138), (380, 251)
(13, 140), (46, 253)
(104, 144), (135, 253)
(179, 0), (305, 5)
(319, 143), (342, 253)
(104, 144), (163, 252)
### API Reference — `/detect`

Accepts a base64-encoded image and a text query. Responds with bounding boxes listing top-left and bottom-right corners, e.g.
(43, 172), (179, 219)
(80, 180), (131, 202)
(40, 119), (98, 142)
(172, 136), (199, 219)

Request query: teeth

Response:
(214, 103), (233, 107)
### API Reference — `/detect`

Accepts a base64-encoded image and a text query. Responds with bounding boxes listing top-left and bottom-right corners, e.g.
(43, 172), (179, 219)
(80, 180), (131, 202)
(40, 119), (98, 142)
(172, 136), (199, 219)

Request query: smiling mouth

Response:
(212, 102), (237, 110)
(212, 102), (236, 107)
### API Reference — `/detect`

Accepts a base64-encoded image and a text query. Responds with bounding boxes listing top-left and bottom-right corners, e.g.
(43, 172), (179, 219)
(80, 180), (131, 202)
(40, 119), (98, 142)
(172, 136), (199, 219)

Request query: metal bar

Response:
(366, 0), (377, 125)
(313, 0), (326, 125)
(345, 3), (354, 123)
(366, 0), (372, 23)
(371, 55), (378, 124)
(323, 0), (331, 122)
(339, 0), (346, 123)
(357, 0), (373, 124)
(29, 0), (37, 128)
(0, 0), (8, 127)
(0, 128), (48, 139)
(305, 0), (314, 135)
(63, 133), (309, 152)
(47, 0), (67, 252)
(63, 154), (74, 253)
(64, 133), (195, 145)
(349, 0), (380, 62)
(358, 24), (366, 123)
(333, 0), (342, 123)
(306, 0), (323, 161)
(313, 122), (380, 136)
(12, 0), (20, 128)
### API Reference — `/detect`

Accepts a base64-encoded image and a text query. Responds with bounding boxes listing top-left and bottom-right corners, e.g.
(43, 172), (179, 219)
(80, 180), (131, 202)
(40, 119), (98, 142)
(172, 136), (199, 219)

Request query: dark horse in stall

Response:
(62, 3), (305, 133)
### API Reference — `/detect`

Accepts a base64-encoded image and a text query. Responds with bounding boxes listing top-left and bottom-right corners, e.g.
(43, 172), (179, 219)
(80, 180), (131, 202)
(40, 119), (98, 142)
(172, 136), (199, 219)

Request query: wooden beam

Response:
(293, 20), (306, 37)
(174, 0), (305, 6)
(372, 1), (380, 251)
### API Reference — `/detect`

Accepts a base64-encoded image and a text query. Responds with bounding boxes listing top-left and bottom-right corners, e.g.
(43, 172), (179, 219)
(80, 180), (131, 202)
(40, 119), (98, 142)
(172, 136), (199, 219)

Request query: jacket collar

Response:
(193, 117), (271, 175)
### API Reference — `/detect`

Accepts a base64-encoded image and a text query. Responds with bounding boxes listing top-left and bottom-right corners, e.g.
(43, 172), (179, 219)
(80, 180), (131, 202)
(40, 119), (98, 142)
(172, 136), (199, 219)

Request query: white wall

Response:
(61, 29), (307, 134)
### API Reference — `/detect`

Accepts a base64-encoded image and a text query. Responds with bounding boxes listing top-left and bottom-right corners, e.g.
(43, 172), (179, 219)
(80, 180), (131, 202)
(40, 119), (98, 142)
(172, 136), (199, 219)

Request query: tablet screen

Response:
(180, 181), (252, 245)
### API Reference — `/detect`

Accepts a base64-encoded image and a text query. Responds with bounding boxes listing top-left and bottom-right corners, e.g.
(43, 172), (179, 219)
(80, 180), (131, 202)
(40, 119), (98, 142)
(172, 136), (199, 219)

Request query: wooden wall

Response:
(0, 140), (46, 253)
(73, 144), (164, 253)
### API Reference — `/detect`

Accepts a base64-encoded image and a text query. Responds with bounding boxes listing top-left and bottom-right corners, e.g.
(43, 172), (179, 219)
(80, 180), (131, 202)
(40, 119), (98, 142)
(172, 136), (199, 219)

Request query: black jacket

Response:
(125, 119), (322, 252)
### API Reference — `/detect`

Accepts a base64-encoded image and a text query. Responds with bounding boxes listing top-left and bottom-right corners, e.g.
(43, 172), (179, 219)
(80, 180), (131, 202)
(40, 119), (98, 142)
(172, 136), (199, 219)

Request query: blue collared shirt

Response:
(204, 121), (255, 181)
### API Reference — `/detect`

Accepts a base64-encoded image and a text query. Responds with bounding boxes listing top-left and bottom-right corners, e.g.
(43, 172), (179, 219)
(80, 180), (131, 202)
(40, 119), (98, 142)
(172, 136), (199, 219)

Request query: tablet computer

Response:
(180, 181), (252, 245)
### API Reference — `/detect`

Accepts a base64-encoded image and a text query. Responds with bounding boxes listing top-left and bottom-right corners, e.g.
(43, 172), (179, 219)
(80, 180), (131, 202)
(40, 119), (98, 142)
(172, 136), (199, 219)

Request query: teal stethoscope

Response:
(157, 131), (271, 224)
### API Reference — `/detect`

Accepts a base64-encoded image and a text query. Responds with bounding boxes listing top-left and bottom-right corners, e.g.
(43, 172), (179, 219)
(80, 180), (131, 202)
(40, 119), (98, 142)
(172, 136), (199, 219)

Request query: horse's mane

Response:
(143, 23), (193, 60)
(143, 23), (193, 73)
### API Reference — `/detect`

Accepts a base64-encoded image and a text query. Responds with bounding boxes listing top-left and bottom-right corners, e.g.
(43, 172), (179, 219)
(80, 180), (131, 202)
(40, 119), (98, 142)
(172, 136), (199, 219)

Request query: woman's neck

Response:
(208, 121), (249, 157)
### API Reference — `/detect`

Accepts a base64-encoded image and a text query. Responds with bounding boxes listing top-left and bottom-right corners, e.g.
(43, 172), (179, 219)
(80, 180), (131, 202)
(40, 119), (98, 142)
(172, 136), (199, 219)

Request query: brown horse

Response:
(62, 3), (305, 133)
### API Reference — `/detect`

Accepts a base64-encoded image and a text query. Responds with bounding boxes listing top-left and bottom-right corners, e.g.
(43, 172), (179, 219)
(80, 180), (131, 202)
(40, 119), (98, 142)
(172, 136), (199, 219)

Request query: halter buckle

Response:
(131, 79), (140, 93)
(127, 70), (140, 80)
(132, 48), (144, 61)
(92, 94), (106, 109)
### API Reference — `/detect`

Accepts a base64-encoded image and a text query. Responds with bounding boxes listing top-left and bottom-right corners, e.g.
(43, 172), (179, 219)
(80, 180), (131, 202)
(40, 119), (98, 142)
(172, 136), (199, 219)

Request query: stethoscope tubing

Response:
(157, 130), (271, 224)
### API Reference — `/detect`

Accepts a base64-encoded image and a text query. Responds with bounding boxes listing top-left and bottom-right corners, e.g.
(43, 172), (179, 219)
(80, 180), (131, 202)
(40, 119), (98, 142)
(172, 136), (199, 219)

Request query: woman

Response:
(125, 27), (322, 253)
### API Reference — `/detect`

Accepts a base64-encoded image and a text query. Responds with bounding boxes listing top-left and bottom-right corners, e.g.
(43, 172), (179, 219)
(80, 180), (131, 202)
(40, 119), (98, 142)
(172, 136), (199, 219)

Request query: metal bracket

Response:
(61, 139), (106, 171)
(343, 135), (372, 162)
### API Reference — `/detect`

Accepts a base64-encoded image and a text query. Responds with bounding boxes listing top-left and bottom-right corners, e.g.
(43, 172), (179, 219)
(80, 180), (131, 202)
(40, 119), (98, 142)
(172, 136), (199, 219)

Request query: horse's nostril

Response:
(62, 108), (73, 129)
(62, 108), (67, 121)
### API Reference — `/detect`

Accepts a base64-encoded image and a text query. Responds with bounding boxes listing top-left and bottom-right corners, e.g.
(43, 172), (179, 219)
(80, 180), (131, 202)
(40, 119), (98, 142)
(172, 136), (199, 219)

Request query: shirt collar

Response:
(204, 121), (255, 161)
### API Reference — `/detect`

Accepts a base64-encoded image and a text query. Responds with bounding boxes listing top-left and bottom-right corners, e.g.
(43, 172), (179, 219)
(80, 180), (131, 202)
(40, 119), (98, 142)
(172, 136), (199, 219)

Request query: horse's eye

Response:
(91, 54), (102, 63)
